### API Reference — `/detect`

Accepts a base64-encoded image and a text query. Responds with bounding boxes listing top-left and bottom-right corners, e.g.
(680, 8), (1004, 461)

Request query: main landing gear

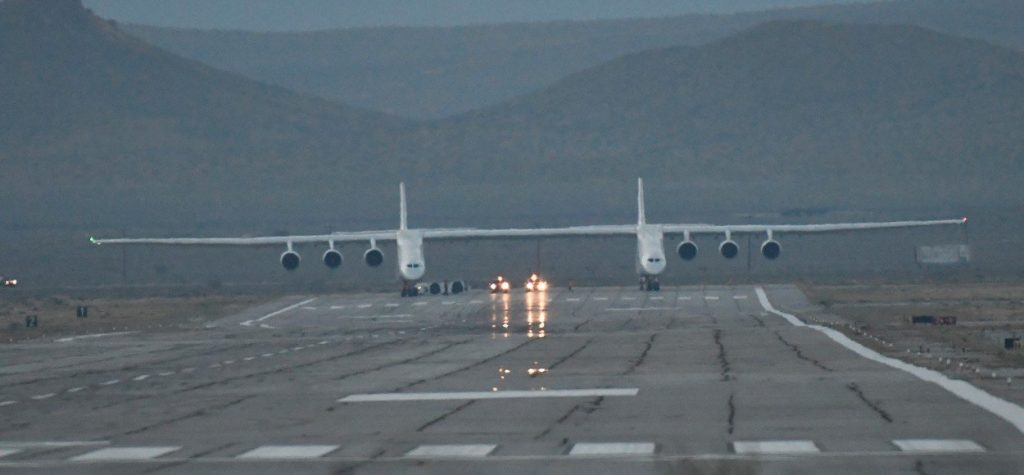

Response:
(400, 282), (420, 297)
(640, 275), (660, 292)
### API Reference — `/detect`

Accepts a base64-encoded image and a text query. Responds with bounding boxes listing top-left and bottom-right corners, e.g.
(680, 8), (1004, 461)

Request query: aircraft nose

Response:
(402, 263), (426, 280)
(642, 256), (666, 274)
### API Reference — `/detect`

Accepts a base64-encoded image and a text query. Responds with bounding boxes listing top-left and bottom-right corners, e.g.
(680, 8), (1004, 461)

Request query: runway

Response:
(1, 285), (1023, 474)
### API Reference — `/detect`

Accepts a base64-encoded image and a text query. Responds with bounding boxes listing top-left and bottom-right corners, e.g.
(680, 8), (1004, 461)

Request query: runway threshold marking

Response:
(241, 297), (317, 327)
(71, 447), (180, 461)
(339, 388), (639, 403)
(405, 444), (496, 458)
(569, 443), (655, 456)
(732, 441), (819, 455)
(236, 445), (339, 459)
(755, 286), (1024, 436)
(892, 439), (985, 453)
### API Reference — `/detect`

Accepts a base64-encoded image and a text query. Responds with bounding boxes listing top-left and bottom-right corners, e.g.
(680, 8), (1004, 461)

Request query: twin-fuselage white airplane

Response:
(92, 179), (965, 295)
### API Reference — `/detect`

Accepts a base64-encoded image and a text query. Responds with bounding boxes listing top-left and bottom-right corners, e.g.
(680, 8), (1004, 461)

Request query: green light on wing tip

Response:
(89, 236), (99, 245)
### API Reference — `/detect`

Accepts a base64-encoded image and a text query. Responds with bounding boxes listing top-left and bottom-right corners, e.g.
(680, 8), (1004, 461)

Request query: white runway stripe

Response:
(566, 298), (582, 302)
(756, 286), (1024, 435)
(67, 387), (85, 393)
(569, 442), (655, 456)
(99, 379), (120, 386)
(732, 440), (819, 455)
(649, 296), (663, 300)
(607, 307), (678, 311)
(0, 441), (109, 448)
(892, 439), (985, 453)
(31, 393), (55, 400)
(330, 305), (346, 309)
(71, 446), (180, 461)
(704, 296), (719, 300)
(0, 400), (16, 406)
(413, 302), (428, 306)
(236, 445), (339, 459)
(340, 388), (639, 403)
(357, 304), (373, 309)
(384, 303), (401, 307)
(0, 449), (21, 459)
(678, 296), (691, 300)
(133, 374), (149, 381)
(733, 295), (748, 300)
(594, 297), (609, 301)
(254, 298), (317, 325)
(405, 444), (496, 458)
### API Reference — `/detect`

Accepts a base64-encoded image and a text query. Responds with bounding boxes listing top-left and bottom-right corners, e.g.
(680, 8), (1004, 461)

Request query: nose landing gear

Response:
(640, 275), (660, 292)
(400, 282), (420, 297)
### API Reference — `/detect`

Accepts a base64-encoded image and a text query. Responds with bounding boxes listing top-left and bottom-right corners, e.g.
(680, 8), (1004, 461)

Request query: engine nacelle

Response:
(676, 240), (698, 260)
(363, 248), (384, 267)
(719, 240), (739, 259)
(429, 282), (444, 295)
(322, 249), (343, 269)
(761, 240), (781, 259)
(280, 250), (301, 271)
(450, 280), (467, 294)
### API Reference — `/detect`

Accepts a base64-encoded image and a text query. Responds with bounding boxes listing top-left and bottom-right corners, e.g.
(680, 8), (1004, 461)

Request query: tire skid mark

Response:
(714, 329), (731, 382)
(335, 338), (473, 382)
(727, 392), (736, 435)
(416, 400), (476, 432)
(120, 395), (254, 436)
(847, 382), (894, 423)
(623, 333), (656, 375)
(549, 338), (594, 370)
(773, 331), (833, 372)
(89, 339), (408, 410)
(398, 338), (537, 390)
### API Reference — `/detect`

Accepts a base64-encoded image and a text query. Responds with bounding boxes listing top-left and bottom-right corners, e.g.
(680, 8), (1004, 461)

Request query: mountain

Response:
(424, 21), (1024, 210)
(2, 1), (1022, 233)
(0, 0), (413, 227)
(121, 0), (1024, 119)
(83, 0), (867, 31)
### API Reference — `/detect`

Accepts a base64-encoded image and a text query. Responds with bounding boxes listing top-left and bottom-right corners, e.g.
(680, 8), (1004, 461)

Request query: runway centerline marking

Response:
(566, 298), (582, 302)
(405, 444), (496, 458)
(357, 304), (373, 309)
(413, 302), (428, 306)
(384, 303), (401, 307)
(892, 439), (985, 453)
(236, 445), (339, 459)
(0, 441), (110, 448)
(732, 441), (819, 455)
(133, 374), (149, 381)
(678, 296), (691, 300)
(594, 297), (609, 301)
(99, 379), (120, 386)
(0, 401), (17, 407)
(704, 296), (719, 300)
(339, 388), (639, 403)
(756, 286), (1024, 436)
(569, 443), (655, 456)
(71, 447), (180, 461)
(67, 387), (85, 393)
(30, 393), (55, 400)
(649, 296), (664, 300)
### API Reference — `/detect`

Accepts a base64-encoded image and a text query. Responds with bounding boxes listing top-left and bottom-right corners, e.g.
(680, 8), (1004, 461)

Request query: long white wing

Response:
(422, 225), (636, 240)
(662, 218), (967, 235)
(90, 230), (396, 246)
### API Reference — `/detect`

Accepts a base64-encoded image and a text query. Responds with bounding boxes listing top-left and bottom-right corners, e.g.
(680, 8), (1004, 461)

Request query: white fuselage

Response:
(396, 230), (426, 281)
(635, 224), (666, 276)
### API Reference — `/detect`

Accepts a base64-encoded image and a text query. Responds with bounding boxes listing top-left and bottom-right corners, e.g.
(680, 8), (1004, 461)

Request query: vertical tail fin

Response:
(399, 182), (408, 230)
(637, 177), (646, 225)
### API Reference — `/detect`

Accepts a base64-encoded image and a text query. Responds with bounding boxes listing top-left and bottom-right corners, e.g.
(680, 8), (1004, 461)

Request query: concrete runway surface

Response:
(2, 285), (1023, 474)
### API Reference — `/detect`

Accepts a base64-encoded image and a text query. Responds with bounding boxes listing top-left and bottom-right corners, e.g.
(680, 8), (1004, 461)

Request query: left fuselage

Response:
(396, 230), (426, 281)
(636, 224), (666, 276)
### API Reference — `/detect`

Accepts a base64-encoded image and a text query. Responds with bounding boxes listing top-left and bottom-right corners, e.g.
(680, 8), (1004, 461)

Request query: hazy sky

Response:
(83, 0), (869, 31)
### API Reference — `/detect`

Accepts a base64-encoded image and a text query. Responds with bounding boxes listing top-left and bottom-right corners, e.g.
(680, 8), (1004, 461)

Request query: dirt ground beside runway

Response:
(802, 282), (1024, 402)
(0, 293), (267, 343)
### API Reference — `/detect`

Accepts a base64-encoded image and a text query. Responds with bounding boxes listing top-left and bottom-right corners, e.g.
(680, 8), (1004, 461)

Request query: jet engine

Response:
(761, 240), (781, 259)
(429, 282), (444, 295)
(280, 250), (301, 270)
(363, 247), (384, 267)
(450, 280), (467, 294)
(676, 240), (698, 260)
(322, 249), (343, 269)
(719, 239), (739, 259)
